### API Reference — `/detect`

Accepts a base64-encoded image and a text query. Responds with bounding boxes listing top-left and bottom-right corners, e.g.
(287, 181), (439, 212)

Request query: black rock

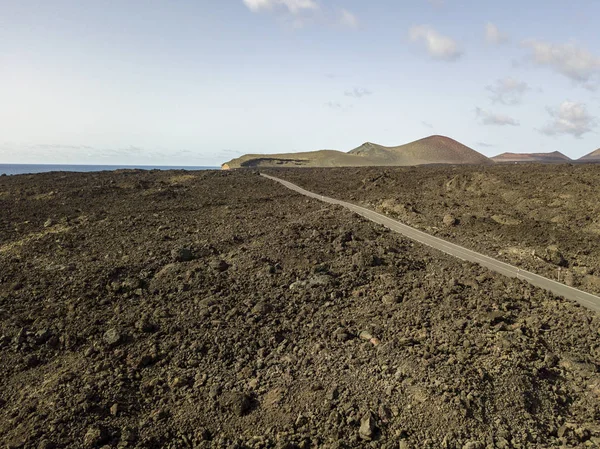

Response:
(172, 247), (194, 262)
(209, 259), (230, 272)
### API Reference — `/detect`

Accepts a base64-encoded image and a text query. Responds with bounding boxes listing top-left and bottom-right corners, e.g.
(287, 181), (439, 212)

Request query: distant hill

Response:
(579, 148), (600, 161)
(492, 151), (571, 164)
(222, 135), (492, 169)
(220, 150), (374, 170)
(348, 135), (492, 165)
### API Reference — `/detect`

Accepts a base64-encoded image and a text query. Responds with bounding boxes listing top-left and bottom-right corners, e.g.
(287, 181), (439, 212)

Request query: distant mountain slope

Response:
(222, 135), (491, 169)
(349, 135), (492, 165)
(579, 148), (600, 161)
(220, 150), (373, 170)
(492, 151), (572, 163)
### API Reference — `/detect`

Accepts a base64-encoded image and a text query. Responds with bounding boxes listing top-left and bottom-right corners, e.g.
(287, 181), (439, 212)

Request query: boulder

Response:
(443, 214), (457, 227)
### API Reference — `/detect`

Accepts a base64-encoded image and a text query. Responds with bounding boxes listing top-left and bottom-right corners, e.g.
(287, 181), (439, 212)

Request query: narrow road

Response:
(261, 173), (600, 313)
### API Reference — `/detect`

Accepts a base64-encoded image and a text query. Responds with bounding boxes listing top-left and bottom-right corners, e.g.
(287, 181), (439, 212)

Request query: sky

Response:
(1, 0), (600, 165)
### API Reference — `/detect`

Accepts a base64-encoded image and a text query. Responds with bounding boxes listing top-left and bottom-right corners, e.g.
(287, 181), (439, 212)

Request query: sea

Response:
(0, 164), (218, 176)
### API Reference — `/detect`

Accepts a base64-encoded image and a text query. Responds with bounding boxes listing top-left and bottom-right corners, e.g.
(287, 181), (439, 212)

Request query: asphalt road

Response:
(262, 173), (600, 313)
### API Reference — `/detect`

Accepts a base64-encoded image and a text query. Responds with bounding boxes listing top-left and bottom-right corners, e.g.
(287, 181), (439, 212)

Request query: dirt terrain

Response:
(269, 164), (600, 296)
(1, 169), (600, 448)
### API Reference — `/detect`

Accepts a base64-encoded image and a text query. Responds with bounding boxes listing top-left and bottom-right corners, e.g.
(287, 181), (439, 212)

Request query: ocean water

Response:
(0, 164), (218, 176)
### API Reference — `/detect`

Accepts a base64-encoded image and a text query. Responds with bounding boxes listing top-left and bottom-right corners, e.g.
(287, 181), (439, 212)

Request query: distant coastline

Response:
(0, 164), (218, 176)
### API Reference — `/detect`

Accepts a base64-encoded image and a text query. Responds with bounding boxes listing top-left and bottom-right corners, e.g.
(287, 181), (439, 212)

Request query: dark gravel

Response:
(0, 168), (599, 448)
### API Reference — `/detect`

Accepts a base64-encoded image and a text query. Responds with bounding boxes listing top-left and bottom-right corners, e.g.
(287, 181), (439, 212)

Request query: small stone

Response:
(252, 301), (272, 315)
(277, 443), (300, 449)
(359, 330), (380, 346)
(295, 413), (309, 427)
(121, 427), (137, 443)
(557, 424), (568, 438)
(334, 328), (351, 342)
(35, 328), (52, 344)
(307, 274), (332, 287)
(209, 259), (229, 272)
(170, 377), (187, 388)
(25, 354), (40, 367)
(462, 442), (483, 449)
(381, 294), (398, 305)
(544, 353), (559, 367)
(443, 214), (457, 227)
(38, 440), (55, 449)
(289, 280), (304, 290)
(575, 427), (590, 442)
(495, 438), (510, 449)
(13, 328), (26, 346)
(135, 315), (156, 333)
(46, 335), (60, 348)
(171, 247), (194, 262)
(137, 353), (155, 368)
(378, 404), (392, 423)
(486, 311), (506, 324)
(220, 391), (251, 416)
(399, 441), (411, 449)
(83, 426), (107, 447)
(110, 403), (119, 416)
(103, 328), (121, 346)
(6, 438), (26, 449)
(359, 411), (376, 441)
(359, 331), (373, 341)
(197, 428), (211, 441)
(327, 385), (339, 401)
(209, 385), (221, 399)
(310, 382), (324, 392)
(150, 408), (169, 421)
(544, 245), (567, 267)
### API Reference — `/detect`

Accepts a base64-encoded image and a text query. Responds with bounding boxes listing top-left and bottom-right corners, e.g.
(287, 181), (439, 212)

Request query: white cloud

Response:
(344, 87), (372, 98)
(485, 23), (508, 44)
(409, 25), (462, 61)
(325, 101), (352, 111)
(243, 0), (318, 14)
(339, 9), (358, 28)
(243, 1), (358, 30)
(243, 0), (270, 11)
(522, 39), (600, 86)
(540, 101), (597, 138)
(486, 77), (530, 105)
(476, 107), (520, 126)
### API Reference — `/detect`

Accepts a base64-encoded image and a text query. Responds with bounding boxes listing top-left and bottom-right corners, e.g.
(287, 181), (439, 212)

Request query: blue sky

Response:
(1, 0), (600, 165)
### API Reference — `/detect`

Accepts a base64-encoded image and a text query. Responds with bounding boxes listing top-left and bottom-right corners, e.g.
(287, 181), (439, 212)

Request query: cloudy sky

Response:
(1, 0), (600, 165)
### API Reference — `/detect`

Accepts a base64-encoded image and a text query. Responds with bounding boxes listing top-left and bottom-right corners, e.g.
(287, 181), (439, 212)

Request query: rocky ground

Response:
(267, 164), (600, 295)
(1, 169), (600, 449)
